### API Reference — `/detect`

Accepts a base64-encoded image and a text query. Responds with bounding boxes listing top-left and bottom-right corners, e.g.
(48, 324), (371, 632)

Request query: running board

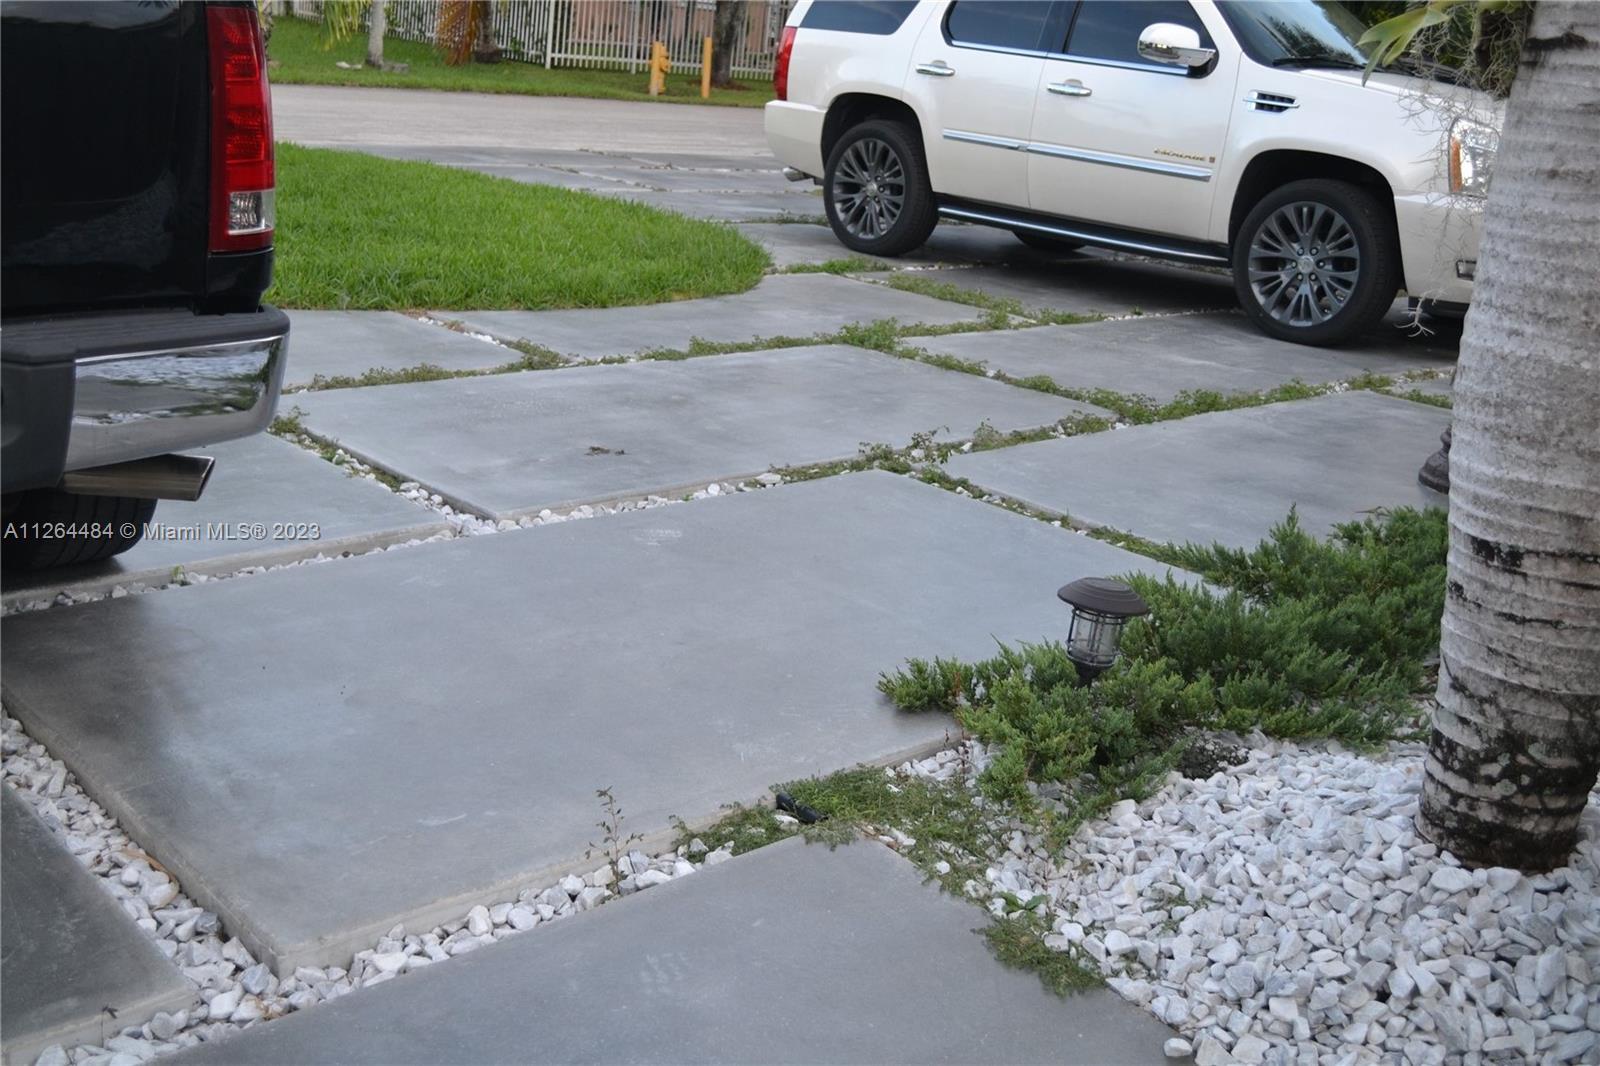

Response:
(937, 202), (1230, 265)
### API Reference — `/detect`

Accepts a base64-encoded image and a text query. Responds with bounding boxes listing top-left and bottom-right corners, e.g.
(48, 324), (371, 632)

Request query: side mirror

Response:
(1137, 22), (1217, 69)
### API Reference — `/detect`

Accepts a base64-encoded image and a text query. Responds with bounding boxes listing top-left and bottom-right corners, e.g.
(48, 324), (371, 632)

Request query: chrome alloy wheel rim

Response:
(1247, 201), (1361, 327)
(832, 137), (906, 239)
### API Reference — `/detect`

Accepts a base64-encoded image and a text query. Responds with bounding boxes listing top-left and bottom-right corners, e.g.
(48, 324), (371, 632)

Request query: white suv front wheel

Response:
(823, 120), (938, 256)
(1232, 179), (1400, 347)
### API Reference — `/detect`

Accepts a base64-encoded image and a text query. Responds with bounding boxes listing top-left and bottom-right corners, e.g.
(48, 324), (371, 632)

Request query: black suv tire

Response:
(823, 119), (938, 256)
(2, 490), (157, 571)
(1232, 178), (1400, 347)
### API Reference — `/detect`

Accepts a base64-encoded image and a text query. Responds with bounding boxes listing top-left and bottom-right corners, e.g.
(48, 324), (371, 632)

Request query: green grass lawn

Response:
(270, 143), (770, 310)
(267, 16), (774, 108)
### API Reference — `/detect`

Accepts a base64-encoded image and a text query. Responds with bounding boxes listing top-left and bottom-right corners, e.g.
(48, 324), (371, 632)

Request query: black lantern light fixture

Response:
(1057, 577), (1151, 683)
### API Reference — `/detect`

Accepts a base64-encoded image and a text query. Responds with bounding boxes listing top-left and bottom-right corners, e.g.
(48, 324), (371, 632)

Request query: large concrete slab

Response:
(442, 274), (989, 359)
(293, 344), (1103, 520)
(946, 391), (1450, 549)
(591, 184), (824, 222)
(171, 838), (1176, 1065)
(740, 222), (1070, 269)
(0, 473), (1186, 973)
(884, 259), (1237, 318)
(1, 789), (193, 1066)
(283, 311), (512, 388)
(451, 162), (649, 193)
(916, 311), (1457, 403)
(570, 163), (802, 196)
(1, 435), (448, 606)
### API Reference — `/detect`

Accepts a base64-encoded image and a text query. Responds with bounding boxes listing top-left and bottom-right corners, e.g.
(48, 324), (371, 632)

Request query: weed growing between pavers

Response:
(778, 257), (894, 275)
(879, 507), (1448, 823)
(881, 274), (1105, 327)
(983, 914), (1106, 995)
(1385, 386), (1453, 409)
(270, 409), (409, 492)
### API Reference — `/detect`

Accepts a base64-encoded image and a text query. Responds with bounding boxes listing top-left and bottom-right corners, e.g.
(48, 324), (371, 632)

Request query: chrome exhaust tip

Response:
(781, 166), (812, 182)
(61, 453), (215, 502)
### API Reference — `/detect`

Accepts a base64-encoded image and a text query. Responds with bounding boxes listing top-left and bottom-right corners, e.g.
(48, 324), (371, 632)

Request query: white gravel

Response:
(1, 714), (736, 1066)
(902, 738), (1600, 1066)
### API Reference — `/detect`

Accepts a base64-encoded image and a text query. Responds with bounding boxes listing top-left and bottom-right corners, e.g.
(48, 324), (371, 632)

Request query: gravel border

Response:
(899, 739), (1600, 1065)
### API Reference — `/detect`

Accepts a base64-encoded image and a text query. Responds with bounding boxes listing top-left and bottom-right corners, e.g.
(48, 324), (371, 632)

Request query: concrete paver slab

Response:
(916, 312), (1457, 403)
(452, 163), (649, 192)
(889, 259), (1237, 317)
(170, 838), (1175, 1065)
(1, 789), (193, 1066)
(570, 163), (801, 195)
(739, 222), (1057, 269)
(0, 473), (1185, 972)
(293, 344), (1104, 521)
(598, 150), (783, 171)
(1, 435), (449, 607)
(442, 274), (991, 359)
(1393, 373), (1454, 400)
(591, 185), (823, 222)
(283, 311), (511, 388)
(946, 391), (1449, 549)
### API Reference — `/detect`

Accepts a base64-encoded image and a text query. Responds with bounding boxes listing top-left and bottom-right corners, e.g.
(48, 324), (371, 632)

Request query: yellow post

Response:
(648, 41), (669, 96)
(701, 35), (712, 99)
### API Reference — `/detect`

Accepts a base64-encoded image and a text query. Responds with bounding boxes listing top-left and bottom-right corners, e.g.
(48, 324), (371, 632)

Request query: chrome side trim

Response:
(944, 129), (1211, 181)
(67, 334), (288, 472)
(1059, 52), (1190, 77)
(937, 205), (1230, 264)
(942, 38), (1191, 77)
(1025, 142), (1211, 181)
(943, 129), (1028, 152)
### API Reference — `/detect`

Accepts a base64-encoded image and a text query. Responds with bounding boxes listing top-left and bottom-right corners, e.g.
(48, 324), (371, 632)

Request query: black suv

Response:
(1, 0), (289, 570)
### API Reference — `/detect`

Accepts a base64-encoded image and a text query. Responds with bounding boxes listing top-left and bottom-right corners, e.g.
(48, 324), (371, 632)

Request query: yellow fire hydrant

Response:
(647, 41), (670, 96)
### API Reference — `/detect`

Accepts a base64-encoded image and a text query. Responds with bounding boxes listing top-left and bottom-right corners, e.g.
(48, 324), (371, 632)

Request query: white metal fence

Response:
(284, 1), (793, 77)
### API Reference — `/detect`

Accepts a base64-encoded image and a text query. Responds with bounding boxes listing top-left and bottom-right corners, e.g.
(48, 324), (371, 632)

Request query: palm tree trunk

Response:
(365, 0), (386, 69)
(473, 1), (502, 64)
(710, 1), (740, 88)
(1420, 0), (1600, 871)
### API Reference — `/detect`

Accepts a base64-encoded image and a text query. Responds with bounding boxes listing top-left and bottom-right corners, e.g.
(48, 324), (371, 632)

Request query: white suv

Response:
(765, 0), (1501, 346)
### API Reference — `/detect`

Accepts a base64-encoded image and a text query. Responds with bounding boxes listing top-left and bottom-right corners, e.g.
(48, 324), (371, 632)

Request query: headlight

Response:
(1449, 119), (1499, 196)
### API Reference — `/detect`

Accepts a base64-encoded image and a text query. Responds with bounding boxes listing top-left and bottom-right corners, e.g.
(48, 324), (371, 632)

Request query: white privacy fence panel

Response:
(281, 1), (793, 77)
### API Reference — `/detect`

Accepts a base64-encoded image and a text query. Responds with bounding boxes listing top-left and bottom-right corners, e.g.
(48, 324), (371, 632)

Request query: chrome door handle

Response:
(1048, 80), (1092, 97)
(915, 61), (955, 77)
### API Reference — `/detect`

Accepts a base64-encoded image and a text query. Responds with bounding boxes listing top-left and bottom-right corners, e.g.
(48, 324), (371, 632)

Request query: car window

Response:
(800, 1), (919, 35)
(945, 1), (1064, 53)
(1066, 0), (1212, 66)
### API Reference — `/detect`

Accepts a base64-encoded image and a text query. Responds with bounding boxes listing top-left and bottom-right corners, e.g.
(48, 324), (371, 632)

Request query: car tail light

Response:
(774, 26), (796, 101)
(206, 5), (275, 252)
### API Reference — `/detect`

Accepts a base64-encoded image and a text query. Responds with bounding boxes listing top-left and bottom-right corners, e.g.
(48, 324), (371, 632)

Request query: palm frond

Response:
(319, 0), (369, 48)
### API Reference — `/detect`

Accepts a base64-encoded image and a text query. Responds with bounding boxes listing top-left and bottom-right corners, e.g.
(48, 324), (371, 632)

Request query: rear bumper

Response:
(1, 306), (289, 494)
(1394, 192), (1482, 307)
(764, 100), (827, 179)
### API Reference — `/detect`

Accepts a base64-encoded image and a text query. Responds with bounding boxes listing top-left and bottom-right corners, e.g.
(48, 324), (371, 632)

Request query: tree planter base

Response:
(1418, 426), (1452, 494)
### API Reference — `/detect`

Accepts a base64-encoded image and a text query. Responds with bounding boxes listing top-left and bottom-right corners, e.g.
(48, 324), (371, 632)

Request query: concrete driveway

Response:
(2, 87), (1460, 1066)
